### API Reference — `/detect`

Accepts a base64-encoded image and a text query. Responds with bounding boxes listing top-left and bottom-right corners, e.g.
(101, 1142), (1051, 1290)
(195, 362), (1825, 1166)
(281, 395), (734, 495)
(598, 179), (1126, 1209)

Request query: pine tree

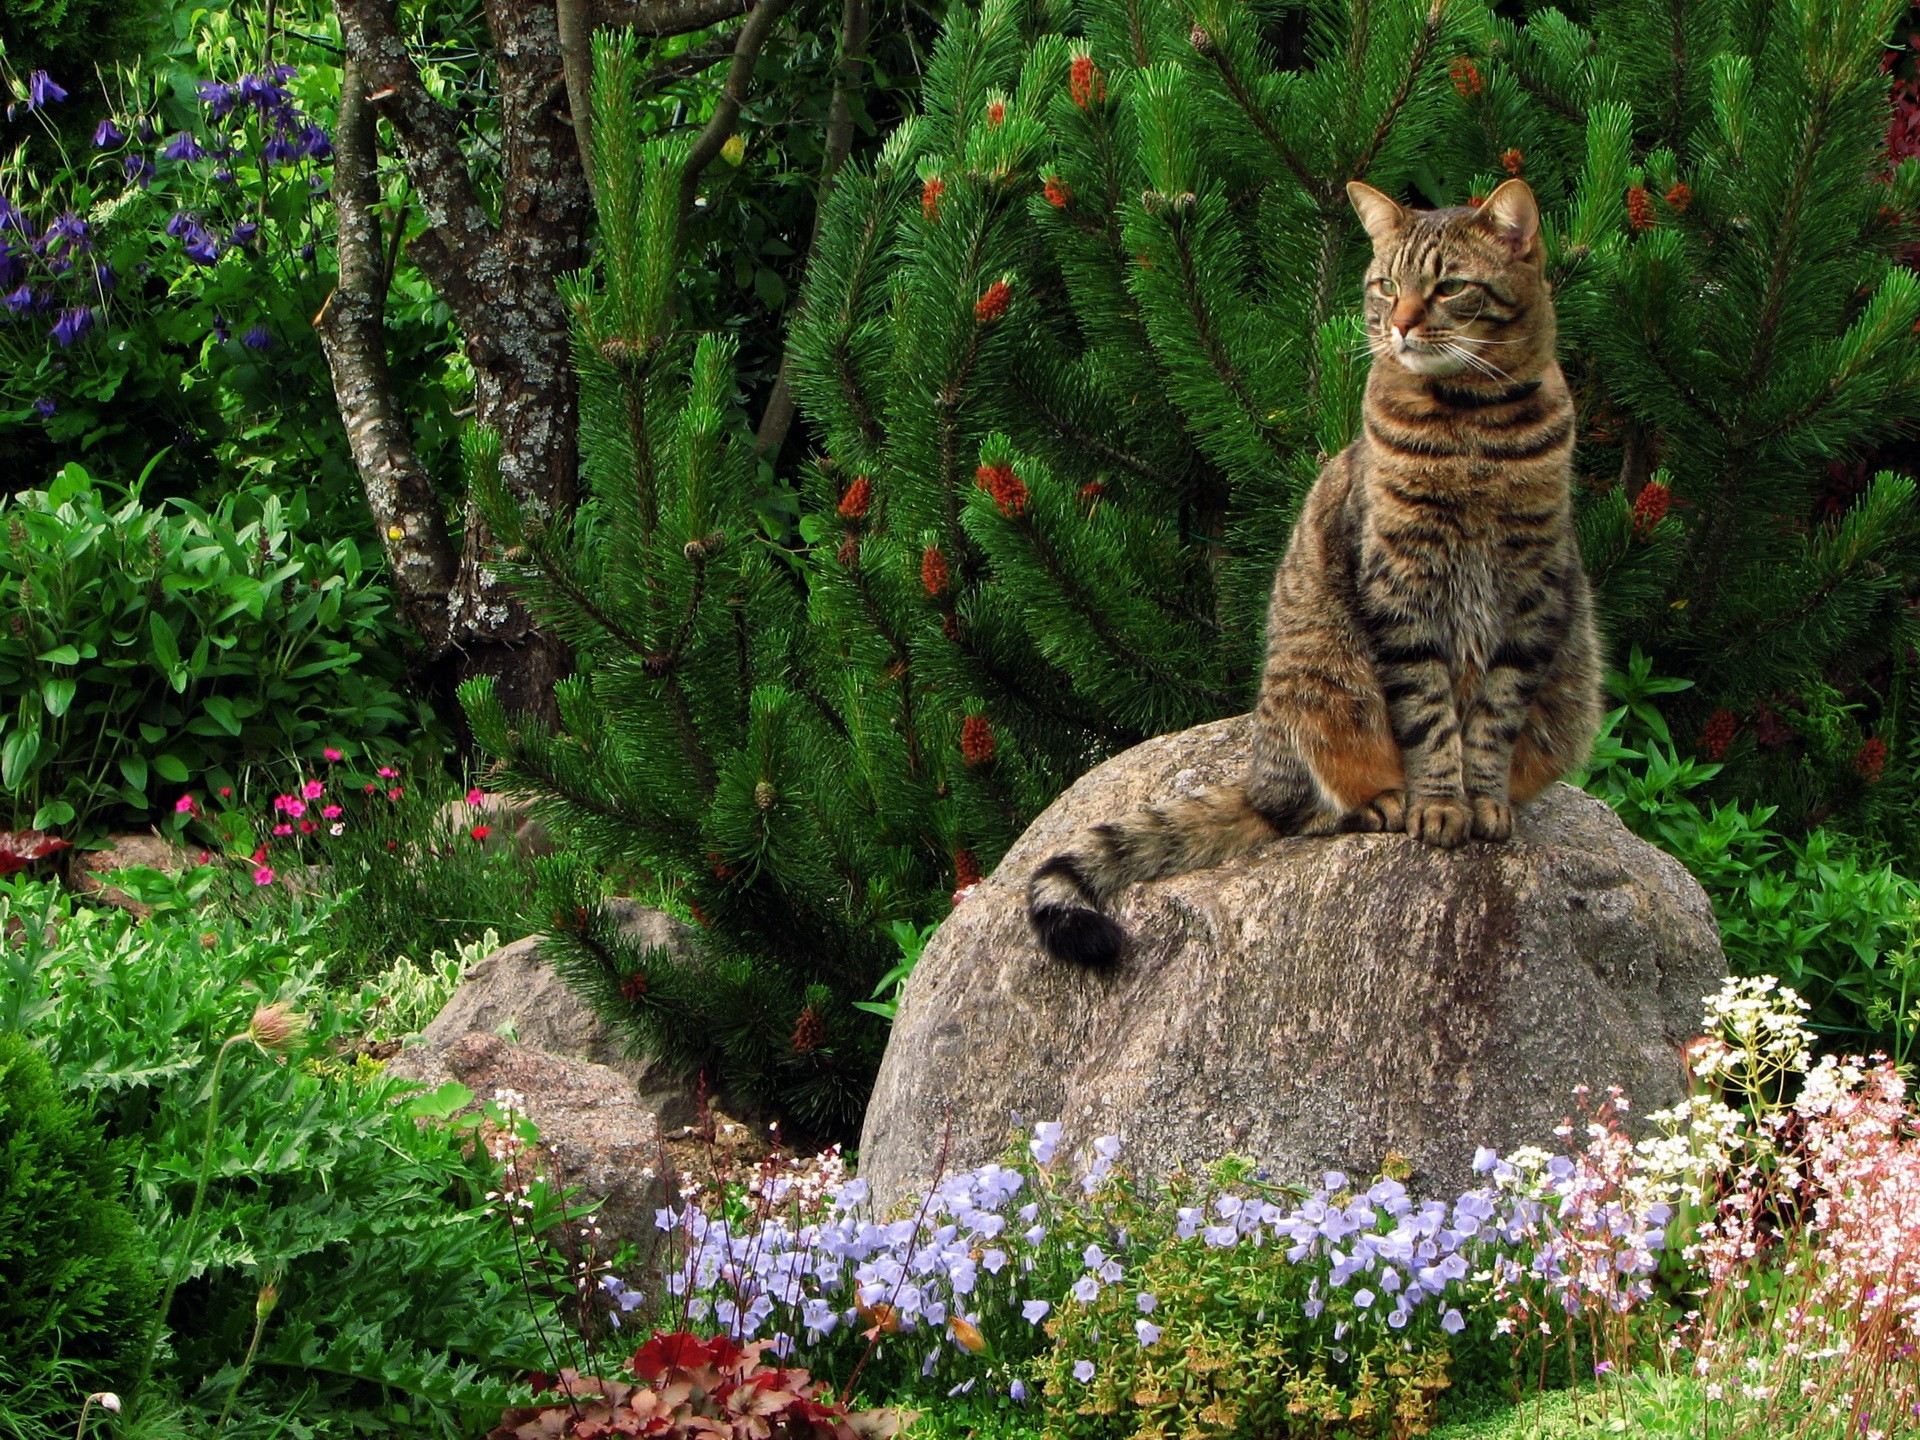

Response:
(790, 0), (1920, 843)
(460, 33), (905, 1136)
(466, 0), (1920, 1131)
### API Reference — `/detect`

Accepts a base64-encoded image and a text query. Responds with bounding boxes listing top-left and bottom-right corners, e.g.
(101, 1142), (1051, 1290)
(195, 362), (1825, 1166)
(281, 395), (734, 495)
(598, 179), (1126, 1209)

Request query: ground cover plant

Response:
(487, 976), (1919, 1440)
(0, 877), (553, 1440)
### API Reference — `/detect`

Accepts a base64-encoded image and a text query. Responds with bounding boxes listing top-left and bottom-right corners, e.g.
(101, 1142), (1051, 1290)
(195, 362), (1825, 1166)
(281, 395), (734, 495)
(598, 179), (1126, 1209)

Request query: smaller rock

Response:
(438, 793), (554, 859)
(387, 1032), (667, 1257)
(71, 832), (194, 916)
(414, 902), (701, 1126)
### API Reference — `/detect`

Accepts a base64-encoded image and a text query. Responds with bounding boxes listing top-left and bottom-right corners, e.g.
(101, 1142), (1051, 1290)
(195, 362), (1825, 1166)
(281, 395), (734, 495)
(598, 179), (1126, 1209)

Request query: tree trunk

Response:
(323, 0), (758, 717)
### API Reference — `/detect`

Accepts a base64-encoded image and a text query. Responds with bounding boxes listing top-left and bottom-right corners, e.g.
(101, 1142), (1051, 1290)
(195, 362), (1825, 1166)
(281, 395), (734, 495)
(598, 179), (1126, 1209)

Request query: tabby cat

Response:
(1028, 178), (1601, 965)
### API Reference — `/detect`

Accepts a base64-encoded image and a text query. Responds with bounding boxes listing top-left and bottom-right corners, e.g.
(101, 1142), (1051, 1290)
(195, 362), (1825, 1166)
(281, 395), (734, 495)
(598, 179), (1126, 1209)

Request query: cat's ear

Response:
(1346, 181), (1406, 245)
(1475, 179), (1541, 261)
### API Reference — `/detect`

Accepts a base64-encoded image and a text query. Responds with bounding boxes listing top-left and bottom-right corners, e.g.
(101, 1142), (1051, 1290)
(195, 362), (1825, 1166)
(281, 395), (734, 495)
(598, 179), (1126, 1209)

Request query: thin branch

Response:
(755, 0), (871, 455)
(592, 0), (749, 34)
(557, 0), (597, 188)
(677, 0), (797, 237)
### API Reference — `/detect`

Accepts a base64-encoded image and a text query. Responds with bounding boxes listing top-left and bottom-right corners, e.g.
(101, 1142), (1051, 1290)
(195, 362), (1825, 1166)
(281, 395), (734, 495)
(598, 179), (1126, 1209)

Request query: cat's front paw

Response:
(1470, 795), (1513, 841)
(1405, 794), (1472, 849)
(1351, 789), (1406, 833)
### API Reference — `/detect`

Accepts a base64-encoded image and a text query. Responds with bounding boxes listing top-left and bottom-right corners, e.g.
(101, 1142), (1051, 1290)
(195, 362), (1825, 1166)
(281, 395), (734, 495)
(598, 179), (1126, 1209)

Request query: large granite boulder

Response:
(859, 716), (1724, 1207)
(411, 899), (699, 1125)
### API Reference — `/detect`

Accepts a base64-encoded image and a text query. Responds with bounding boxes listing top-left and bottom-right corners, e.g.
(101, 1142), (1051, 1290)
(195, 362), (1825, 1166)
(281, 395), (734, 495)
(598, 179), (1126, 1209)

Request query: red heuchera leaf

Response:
(0, 831), (71, 877)
(490, 1335), (912, 1440)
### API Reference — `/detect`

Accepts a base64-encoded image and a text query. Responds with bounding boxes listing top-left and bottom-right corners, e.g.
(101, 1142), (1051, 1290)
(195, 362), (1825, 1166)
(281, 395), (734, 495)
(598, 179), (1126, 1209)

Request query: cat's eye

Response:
(1433, 278), (1476, 298)
(1370, 277), (1399, 297)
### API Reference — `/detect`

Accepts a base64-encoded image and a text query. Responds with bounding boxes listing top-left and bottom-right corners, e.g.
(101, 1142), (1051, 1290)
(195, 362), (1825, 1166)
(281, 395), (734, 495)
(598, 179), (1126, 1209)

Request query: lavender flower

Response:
(1072, 1359), (1095, 1383)
(1134, 1318), (1162, 1346)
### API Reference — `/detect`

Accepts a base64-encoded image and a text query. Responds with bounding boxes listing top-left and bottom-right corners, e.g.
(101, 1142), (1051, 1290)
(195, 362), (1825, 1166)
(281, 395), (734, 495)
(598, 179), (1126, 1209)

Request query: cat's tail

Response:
(1026, 786), (1279, 965)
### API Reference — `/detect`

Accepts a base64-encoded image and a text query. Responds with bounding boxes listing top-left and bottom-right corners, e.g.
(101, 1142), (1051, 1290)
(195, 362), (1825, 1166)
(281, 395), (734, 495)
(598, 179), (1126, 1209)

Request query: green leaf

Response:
(36, 645), (81, 665)
(1, 725), (41, 790)
(201, 695), (242, 736)
(149, 610), (182, 670)
(152, 752), (190, 784)
(41, 677), (76, 717)
(31, 799), (75, 828)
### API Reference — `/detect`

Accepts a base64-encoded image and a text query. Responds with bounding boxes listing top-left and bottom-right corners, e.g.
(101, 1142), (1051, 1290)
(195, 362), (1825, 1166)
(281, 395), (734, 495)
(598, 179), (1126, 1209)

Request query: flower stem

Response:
(132, 1032), (248, 1403)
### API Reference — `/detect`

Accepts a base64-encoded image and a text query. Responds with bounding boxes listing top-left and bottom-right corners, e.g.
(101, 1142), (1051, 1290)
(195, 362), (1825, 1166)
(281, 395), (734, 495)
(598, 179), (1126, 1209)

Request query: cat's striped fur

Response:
(1028, 179), (1601, 965)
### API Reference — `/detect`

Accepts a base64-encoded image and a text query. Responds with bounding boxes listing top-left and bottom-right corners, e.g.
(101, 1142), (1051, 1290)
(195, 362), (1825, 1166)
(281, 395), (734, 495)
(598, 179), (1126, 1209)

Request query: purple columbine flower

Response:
(93, 261), (114, 293)
(237, 73), (289, 112)
(241, 324), (271, 350)
(93, 118), (126, 148)
(34, 396), (55, 418)
(213, 167), (235, 185)
(262, 130), (297, 166)
(183, 229), (220, 265)
(162, 131), (206, 162)
(44, 212), (88, 256)
(0, 196), (23, 233)
(298, 124), (331, 160)
(51, 306), (93, 347)
(28, 71), (68, 110)
(123, 154), (155, 187)
(197, 81), (237, 119)
(231, 220), (258, 245)
(4, 284), (34, 314)
(165, 211), (196, 239)
(213, 313), (230, 342)
(299, 241), (315, 261)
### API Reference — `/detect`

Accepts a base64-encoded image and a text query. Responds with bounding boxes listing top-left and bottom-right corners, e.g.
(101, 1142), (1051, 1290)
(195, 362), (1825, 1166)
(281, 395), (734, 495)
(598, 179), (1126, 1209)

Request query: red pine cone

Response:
(837, 475), (872, 520)
(953, 848), (982, 891)
(1630, 480), (1671, 538)
(836, 533), (861, 567)
(790, 1005), (826, 1054)
(974, 462), (1029, 517)
(1043, 176), (1072, 208)
(986, 99), (1006, 128)
(1699, 709), (1738, 762)
(921, 176), (945, 220)
(921, 544), (950, 597)
(1855, 736), (1889, 783)
(1626, 185), (1656, 231)
(1069, 55), (1105, 110)
(975, 279), (1013, 323)
(961, 714), (996, 767)
(1665, 182), (1693, 212)
(1449, 58), (1483, 99)
(1500, 148), (1524, 175)
(1079, 480), (1106, 508)
(620, 971), (650, 1001)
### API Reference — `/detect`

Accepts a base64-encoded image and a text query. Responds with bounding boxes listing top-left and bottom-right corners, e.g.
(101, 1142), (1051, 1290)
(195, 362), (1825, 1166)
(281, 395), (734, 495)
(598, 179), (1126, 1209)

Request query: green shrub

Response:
(1583, 652), (1920, 1062)
(0, 1030), (159, 1439)
(0, 464), (427, 838)
(0, 878), (551, 1439)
